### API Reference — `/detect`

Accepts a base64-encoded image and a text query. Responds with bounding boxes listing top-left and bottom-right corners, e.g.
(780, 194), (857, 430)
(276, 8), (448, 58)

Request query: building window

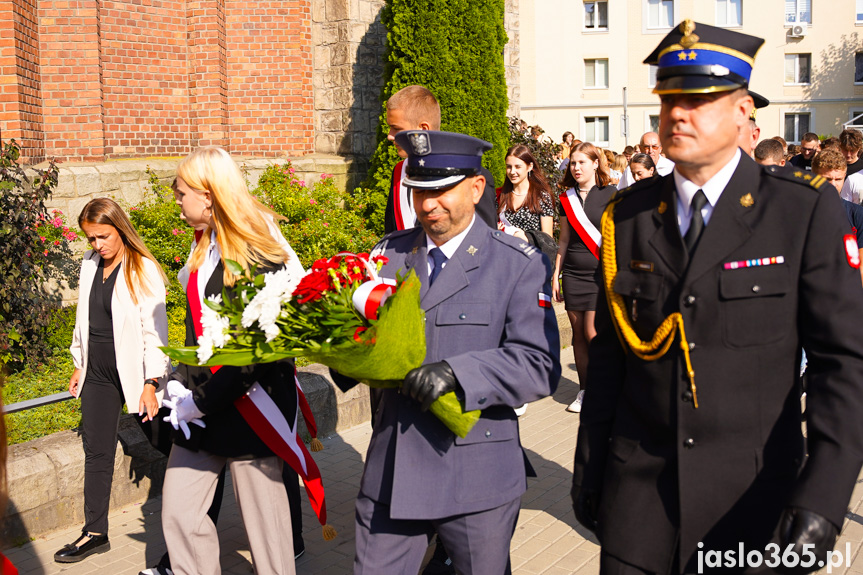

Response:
(784, 113), (811, 143)
(716, 0), (742, 26)
(647, 0), (674, 29)
(856, 52), (863, 84)
(785, 0), (811, 24)
(648, 65), (658, 88)
(585, 117), (610, 144)
(857, 0), (863, 23)
(850, 109), (863, 128)
(585, 59), (609, 88)
(784, 54), (811, 85)
(584, 1), (609, 31)
(649, 115), (660, 134)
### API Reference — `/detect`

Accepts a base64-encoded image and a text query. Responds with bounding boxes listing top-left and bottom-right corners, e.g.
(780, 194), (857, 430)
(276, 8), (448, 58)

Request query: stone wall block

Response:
(96, 164), (121, 193)
(330, 43), (350, 66)
(322, 23), (340, 45)
(314, 45), (330, 69)
(6, 448), (57, 515)
(52, 173), (76, 199)
(315, 87), (334, 110)
(321, 110), (344, 131)
(316, 133), (338, 154)
(66, 166), (101, 198)
(312, 0), (327, 22)
(326, 0), (350, 21)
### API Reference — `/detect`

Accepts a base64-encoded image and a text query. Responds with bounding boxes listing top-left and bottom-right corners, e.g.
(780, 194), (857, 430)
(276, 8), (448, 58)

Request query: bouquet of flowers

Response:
(161, 253), (481, 438)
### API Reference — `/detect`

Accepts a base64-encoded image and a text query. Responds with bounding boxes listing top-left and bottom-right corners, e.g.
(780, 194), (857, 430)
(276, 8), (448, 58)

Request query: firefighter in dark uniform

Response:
(572, 20), (863, 574)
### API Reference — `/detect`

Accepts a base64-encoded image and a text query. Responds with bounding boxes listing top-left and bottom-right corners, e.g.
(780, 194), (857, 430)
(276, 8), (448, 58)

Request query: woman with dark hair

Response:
(55, 198), (171, 564)
(497, 144), (555, 240)
(629, 153), (657, 182)
(553, 143), (617, 413)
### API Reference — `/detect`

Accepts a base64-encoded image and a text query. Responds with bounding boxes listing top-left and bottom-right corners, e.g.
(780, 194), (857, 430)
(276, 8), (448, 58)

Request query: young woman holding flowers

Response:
(55, 198), (171, 564)
(162, 146), (305, 575)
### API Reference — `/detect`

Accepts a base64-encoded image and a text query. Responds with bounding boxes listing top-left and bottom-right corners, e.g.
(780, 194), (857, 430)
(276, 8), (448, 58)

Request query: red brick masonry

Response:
(0, 0), (314, 164)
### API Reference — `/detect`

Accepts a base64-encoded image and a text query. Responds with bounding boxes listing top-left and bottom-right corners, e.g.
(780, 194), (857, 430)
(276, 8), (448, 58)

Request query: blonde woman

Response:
(162, 147), (304, 575)
(55, 198), (170, 564)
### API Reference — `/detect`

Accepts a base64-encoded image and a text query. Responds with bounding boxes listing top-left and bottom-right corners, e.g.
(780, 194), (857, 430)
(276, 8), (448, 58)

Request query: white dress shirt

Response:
(426, 215), (476, 277)
(841, 172), (863, 205)
(674, 148), (741, 237)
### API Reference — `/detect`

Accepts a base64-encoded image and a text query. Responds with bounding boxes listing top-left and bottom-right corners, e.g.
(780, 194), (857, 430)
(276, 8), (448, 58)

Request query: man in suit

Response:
(346, 130), (561, 574)
(572, 20), (863, 574)
(383, 85), (498, 234)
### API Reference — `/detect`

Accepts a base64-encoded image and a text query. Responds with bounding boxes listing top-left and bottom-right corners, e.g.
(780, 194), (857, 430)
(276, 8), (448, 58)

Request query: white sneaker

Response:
(567, 390), (585, 413)
(514, 404), (527, 417)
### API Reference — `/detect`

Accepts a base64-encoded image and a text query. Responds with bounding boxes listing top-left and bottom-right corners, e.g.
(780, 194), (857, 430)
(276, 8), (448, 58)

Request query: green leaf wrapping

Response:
(160, 270), (481, 437)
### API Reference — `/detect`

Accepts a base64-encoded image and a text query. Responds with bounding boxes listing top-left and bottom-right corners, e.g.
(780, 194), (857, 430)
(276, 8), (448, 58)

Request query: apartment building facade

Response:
(519, 0), (863, 150)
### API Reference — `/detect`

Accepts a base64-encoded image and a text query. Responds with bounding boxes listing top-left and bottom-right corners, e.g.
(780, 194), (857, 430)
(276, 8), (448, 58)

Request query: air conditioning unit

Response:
(790, 22), (808, 38)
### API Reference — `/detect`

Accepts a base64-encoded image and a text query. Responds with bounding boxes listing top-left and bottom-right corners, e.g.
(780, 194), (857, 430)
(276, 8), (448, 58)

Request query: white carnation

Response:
(201, 294), (231, 349)
(196, 334), (214, 364)
(242, 268), (299, 342)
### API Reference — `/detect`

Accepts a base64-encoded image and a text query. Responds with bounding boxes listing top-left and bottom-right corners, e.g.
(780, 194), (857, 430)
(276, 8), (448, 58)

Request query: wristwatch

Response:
(144, 378), (159, 389)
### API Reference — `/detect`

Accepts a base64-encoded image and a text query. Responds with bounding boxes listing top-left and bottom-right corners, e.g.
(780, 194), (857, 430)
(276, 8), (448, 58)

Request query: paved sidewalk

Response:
(7, 358), (863, 574)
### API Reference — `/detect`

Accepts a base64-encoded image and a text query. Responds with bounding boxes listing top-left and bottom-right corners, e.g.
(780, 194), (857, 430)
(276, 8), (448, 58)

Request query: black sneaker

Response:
(53, 532), (110, 563)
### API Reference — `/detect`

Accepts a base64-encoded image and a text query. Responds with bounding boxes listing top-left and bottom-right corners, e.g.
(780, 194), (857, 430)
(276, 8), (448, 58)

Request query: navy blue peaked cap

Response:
(394, 130), (492, 191)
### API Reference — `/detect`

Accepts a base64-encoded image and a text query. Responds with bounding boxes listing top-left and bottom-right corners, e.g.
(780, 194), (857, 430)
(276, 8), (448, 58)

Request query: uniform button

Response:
(683, 438), (696, 449)
(684, 295), (696, 306)
(688, 342), (696, 350)
(682, 390), (693, 402)
(478, 397), (487, 405)
(459, 313), (467, 320)
(493, 231), (501, 237)
(751, 285), (761, 293)
(485, 430), (492, 438)
(633, 286), (642, 295)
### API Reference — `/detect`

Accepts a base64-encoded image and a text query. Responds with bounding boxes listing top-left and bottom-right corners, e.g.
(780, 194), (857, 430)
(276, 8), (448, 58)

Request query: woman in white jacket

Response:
(55, 198), (171, 564)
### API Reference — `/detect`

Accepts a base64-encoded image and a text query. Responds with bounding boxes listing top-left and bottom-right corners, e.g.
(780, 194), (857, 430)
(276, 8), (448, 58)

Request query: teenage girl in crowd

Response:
(162, 147), (305, 575)
(55, 198), (171, 564)
(553, 143), (617, 413)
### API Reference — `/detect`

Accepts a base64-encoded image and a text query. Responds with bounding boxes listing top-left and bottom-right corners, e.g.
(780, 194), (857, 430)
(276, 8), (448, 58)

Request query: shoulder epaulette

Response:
(489, 229), (538, 258)
(763, 165), (829, 192)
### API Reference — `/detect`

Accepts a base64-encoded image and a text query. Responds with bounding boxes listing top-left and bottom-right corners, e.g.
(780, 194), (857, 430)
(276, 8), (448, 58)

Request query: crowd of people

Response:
(45, 16), (863, 575)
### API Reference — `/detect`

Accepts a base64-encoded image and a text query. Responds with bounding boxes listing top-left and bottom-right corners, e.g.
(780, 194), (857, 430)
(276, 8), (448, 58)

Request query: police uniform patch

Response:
(845, 235), (860, 269)
(408, 132), (431, 155)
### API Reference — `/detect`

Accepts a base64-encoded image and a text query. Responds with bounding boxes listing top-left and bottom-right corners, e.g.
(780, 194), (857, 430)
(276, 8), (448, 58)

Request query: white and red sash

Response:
(392, 160), (416, 231)
(185, 231), (332, 536)
(559, 187), (601, 259)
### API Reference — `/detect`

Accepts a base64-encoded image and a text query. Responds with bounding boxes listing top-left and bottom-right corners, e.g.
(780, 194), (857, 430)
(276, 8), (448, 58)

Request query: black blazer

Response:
(574, 156), (863, 573)
(173, 260), (298, 458)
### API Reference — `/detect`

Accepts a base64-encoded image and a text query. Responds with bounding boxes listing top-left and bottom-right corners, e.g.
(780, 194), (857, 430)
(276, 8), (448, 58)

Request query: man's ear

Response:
(736, 93), (754, 127)
(471, 175), (485, 205)
(418, 121), (433, 131)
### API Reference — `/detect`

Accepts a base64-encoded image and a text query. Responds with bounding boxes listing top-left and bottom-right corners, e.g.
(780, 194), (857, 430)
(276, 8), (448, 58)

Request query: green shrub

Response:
(254, 165), (379, 267)
(508, 117), (564, 190)
(362, 0), (511, 228)
(0, 139), (73, 369)
(45, 304), (77, 353)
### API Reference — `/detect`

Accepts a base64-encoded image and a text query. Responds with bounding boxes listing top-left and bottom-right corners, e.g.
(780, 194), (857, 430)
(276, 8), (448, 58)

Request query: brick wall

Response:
(2, 0), (315, 164)
(0, 0), (44, 161)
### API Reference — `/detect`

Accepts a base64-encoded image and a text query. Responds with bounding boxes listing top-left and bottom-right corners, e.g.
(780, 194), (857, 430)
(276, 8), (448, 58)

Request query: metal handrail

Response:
(4, 392), (75, 414)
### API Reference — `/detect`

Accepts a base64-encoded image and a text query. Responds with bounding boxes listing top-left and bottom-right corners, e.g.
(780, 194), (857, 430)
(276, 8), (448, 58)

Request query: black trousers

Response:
(80, 377), (125, 534)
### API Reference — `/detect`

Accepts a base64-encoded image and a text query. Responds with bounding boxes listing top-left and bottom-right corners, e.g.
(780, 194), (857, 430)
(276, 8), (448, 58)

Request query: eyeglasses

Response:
(642, 144), (662, 150)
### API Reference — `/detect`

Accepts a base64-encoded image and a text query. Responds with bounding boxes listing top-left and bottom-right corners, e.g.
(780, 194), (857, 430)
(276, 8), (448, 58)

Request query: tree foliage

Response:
(360, 0), (511, 234)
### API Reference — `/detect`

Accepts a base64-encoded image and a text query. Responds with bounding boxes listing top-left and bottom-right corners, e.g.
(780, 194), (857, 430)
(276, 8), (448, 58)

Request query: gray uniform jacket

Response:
(360, 221), (561, 520)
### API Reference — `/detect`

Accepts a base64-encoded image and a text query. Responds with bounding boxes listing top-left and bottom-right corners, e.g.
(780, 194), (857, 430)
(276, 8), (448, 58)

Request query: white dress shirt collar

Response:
(674, 148), (742, 234)
(426, 215), (476, 275)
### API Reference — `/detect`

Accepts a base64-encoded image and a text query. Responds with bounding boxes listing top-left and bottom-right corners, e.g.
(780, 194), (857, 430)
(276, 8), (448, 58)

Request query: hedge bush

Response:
(362, 0), (511, 231)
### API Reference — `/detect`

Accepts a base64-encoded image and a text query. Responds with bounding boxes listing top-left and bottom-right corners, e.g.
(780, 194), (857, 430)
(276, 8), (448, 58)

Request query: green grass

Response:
(4, 353), (81, 445)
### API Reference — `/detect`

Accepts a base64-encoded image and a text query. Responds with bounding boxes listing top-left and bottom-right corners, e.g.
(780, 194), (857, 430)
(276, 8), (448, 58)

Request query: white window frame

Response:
(849, 108), (863, 129)
(856, 52), (863, 85)
(857, 0), (863, 24)
(643, 0), (677, 33)
(583, 115), (610, 147)
(584, 58), (609, 89)
(782, 108), (814, 144)
(583, 1), (609, 32)
(784, 0), (812, 25)
(784, 53), (811, 86)
(648, 64), (658, 88)
(716, 0), (743, 27)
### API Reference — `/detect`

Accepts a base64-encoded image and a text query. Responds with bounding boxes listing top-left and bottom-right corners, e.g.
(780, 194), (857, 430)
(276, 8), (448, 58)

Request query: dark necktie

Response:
(684, 190), (708, 254)
(428, 247), (448, 285)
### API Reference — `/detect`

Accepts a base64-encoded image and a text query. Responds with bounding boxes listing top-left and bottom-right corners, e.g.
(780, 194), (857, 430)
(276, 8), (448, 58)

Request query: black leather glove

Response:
(571, 484), (600, 534)
(776, 507), (839, 574)
(402, 361), (457, 412)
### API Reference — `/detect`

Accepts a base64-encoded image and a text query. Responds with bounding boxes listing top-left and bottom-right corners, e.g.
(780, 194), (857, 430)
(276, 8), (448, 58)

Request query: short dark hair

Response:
(821, 137), (841, 151)
(840, 128), (863, 153)
(801, 132), (820, 144)
(754, 139), (784, 164)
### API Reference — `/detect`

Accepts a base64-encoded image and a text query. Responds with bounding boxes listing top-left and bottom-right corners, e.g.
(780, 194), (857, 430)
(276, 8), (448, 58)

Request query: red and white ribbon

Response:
(392, 160), (416, 231)
(559, 187), (601, 259)
(352, 278), (397, 320)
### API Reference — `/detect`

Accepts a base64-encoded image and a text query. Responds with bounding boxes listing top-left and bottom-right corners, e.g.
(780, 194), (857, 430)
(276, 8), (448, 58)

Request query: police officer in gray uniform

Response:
(344, 130), (561, 575)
